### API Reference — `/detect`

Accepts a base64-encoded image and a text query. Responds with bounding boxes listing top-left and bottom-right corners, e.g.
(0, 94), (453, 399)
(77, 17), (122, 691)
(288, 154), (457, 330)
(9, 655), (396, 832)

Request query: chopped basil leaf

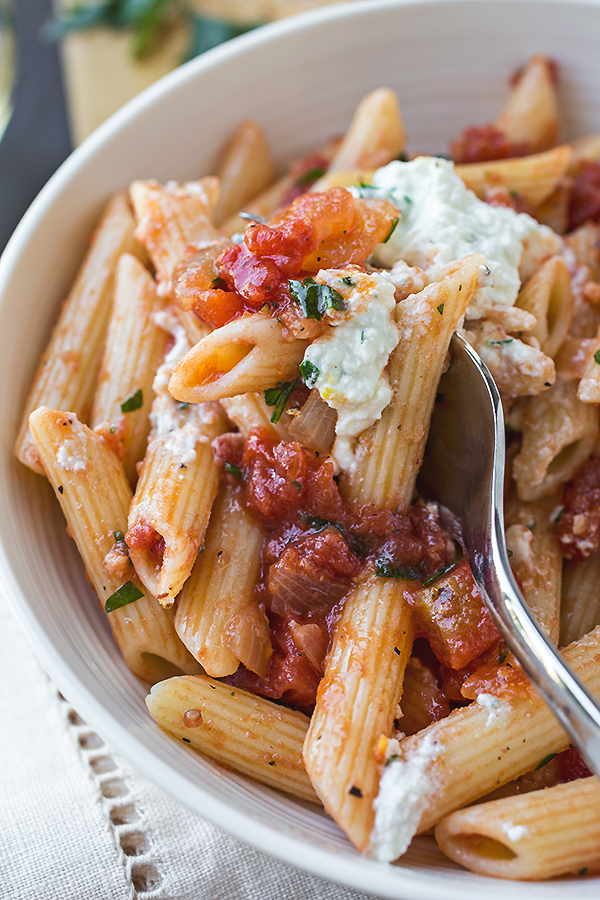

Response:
(292, 480), (302, 492)
(178, 401), (190, 409)
(341, 276), (354, 286)
(487, 339), (514, 346)
(375, 556), (421, 580)
(289, 277), (345, 321)
(299, 360), (320, 388)
(113, 531), (125, 542)
(211, 276), (228, 290)
(301, 514), (343, 533)
(595, 349), (600, 365)
(104, 580), (143, 613)
(498, 649), (508, 665)
(224, 461), (243, 479)
(120, 388), (143, 413)
(358, 180), (376, 190)
(422, 562), (456, 586)
(535, 753), (557, 770)
(385, 753), (400, 766)
(437, 303), (444, 315)
(361, 331), (365, 343)
(296, 166), (326, 185)
(381, 217), (399, 244)
(263, 378), (298, 423)
(109, 425), (116, 434)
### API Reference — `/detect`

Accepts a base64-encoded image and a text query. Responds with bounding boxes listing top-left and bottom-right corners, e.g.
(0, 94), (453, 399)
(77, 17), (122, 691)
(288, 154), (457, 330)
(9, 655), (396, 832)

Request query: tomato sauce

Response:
(449, 124), (532, 165)
(555, 456), (600, 561)
(214, 429), (499, 712)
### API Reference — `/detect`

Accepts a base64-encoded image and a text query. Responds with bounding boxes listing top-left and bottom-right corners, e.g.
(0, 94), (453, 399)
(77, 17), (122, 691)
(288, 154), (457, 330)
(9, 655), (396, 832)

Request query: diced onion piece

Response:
(222, 604), (272, 677)
(268, 564), (348, 616)
(290, 622), (329, 674)
(287, 389), (337, 454)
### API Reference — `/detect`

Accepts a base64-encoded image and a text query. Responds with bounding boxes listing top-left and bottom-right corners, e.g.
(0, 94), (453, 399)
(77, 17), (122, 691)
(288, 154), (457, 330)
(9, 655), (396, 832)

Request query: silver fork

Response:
(419, 331), (600, 776)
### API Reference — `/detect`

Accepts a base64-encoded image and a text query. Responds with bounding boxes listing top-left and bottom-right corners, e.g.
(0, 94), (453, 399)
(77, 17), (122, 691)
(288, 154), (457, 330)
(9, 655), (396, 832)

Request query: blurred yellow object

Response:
(58, 0), (347, 144)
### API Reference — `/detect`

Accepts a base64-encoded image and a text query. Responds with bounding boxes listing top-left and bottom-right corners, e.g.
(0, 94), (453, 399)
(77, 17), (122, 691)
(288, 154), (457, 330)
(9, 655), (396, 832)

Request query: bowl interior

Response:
(2, 1), (600, 898)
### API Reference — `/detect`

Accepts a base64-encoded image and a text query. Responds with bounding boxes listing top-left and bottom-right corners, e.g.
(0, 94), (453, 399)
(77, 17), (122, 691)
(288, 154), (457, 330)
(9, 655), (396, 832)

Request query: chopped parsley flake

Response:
(422, 562), (456, 586)
(289, 276), (345, 321)
(113, 531), (125, 542)
(292, 480), (302, 492)
(296, 166), (326, 185)
(299, 359), (320, 388)
(595, 349), (600, 365)
(381, 217), (399, 243)
(120, 389), (143, 413)
(341, 276), (354, 286)
(487, 339), (514, 346)
(263, 379), (298, 423)
(436, 303), (444, 315)
(535, 753), (557, 770)
(385, 754), (400, 766)
(224, 461), (243, 479)
(375, 555), (420, 580)
(104, 580), (143, 613)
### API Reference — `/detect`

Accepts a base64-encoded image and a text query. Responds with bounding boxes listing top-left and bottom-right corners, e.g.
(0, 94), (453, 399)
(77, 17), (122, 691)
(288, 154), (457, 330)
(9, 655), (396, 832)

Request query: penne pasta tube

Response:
(577, 322), (600, 403)
(174, 484), (266, 677)
(504, 499), (562, 644)
(15, 193), (141, 475)
(369, 624), (600, 861)
(465, 320), (555, 397)
(515, 255), (573, 360)
(342, 255), (484, 510)
(175, 307), (211, 346)
(320, 88), (405, 174)
(494, 55), (560, 153)
(303, 573), (414, 853)
(560, 551), (600, 646)
(28, 407), (200, 682)
(126, 307), (229, 604)
(91, 253), (169, 484)
(130, 177), (219, 286)
(570, 133), (600, 167)
(512, 377), (599, 501)
(435, 776), (600, 880)
(168, 313), (309, 404)
(220, 391), (292, 440)
(212, 120), (275, 226)
(455, 145), (572, 207)
(219, 138), (340, 238)
(146, 674), (318, 804)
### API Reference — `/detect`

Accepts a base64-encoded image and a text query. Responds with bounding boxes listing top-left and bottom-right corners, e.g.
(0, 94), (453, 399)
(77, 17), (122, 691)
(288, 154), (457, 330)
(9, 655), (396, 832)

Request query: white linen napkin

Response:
(0, 591), (375, 900)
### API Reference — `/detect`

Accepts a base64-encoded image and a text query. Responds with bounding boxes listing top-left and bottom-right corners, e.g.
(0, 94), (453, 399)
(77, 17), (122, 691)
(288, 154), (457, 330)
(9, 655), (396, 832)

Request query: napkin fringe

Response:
(55, 687), (166, 899)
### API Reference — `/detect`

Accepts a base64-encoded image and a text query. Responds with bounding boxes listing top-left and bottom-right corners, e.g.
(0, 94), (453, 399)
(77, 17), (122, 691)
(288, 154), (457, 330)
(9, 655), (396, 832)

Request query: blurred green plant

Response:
(43, 0), (259, 61)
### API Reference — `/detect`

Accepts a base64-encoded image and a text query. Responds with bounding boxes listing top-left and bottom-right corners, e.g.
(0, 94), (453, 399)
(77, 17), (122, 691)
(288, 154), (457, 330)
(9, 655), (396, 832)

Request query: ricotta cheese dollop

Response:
(365, 157), (561, 319)
(301, 269), (399, 473)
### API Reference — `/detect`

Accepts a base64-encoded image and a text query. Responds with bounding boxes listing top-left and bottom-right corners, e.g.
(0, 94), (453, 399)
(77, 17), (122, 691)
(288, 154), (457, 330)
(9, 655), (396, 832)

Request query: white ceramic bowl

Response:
(2, 1), (600, 897)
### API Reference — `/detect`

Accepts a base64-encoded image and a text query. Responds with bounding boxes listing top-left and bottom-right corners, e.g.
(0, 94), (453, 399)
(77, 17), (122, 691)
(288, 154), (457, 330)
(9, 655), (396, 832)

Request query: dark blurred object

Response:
(0, 0), (71, 255)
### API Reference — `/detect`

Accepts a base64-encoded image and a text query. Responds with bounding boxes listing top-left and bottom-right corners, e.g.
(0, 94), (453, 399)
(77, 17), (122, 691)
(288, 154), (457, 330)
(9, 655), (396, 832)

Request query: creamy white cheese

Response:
(476, 692), (505, 726)
(370, 734), (440, 862)
(301, 269), (399, 473)
(363, 157), (560, 319)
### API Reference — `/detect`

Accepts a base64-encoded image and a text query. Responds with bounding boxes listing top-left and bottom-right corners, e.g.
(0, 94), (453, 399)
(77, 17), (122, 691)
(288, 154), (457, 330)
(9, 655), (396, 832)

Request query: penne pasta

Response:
(28, 406), (200, 682)
(494, 55), (560, 153)
(435, 776), (600, 880)
(455, 145), (572, 207)
(146, 674), (318, 804)
(320, 88), (405, 175)
(168, 313), (309, 404)
(512, 377), (599, 501)
(516, 255), (573, 360)
(91, 252), (169, 484)
(303, 572), (414, 852)
(212, 120), (276, 226)
(560, 551), (600, 646)
(342, 255), (484, 510)
(370, 625), (600, 860)
(15, 193), (141, 475)
(130, 177), (219, 287)
(174, 484), (266, 677)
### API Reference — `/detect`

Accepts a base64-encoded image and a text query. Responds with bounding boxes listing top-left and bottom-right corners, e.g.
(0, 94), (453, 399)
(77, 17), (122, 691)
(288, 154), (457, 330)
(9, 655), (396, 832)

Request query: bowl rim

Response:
(3, 0), (600, 897)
